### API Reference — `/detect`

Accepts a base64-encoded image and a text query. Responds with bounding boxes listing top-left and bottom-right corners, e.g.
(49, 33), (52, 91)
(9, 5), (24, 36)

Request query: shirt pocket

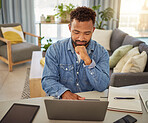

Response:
(59, 64), (74, 84)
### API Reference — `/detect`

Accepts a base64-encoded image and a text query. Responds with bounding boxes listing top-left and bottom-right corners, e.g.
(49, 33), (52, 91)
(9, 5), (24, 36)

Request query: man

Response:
(42, 6), (110, 100)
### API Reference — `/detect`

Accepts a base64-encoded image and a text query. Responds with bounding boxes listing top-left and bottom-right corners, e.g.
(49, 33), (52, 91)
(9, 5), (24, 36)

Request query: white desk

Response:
(0, 84), (148, 123)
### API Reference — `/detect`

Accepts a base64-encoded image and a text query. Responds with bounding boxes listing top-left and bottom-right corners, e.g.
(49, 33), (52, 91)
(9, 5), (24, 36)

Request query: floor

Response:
(0, 60), (31, 101)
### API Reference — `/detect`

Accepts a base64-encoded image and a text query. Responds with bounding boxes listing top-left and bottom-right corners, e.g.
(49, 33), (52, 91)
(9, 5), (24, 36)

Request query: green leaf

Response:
(92, 5), (101, 11)
(41, 37), (53, 52)
(54, 3), (75, 19)
(93, 6), (116, 29)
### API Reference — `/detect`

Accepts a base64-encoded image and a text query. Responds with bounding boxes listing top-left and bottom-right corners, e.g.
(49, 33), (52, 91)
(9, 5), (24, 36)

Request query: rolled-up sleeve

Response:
(83, 59), (96, 69)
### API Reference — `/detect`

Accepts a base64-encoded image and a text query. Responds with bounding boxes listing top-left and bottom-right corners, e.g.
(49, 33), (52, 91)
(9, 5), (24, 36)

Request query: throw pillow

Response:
(109, 45), (133, 68)
(1, 25), (24, 44)
(113, 47), (140, 73)
(121, 51), (147, 73)
(92, 29), (112, 50)
(139, 43), (148, 72)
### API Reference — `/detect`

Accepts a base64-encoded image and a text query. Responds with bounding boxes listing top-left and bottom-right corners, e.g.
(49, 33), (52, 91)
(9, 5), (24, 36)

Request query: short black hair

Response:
(70, 6), (96, 25)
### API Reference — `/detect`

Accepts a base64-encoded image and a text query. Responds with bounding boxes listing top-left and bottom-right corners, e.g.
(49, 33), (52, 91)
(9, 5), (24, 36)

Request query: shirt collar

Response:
(68, 38), (75, 53)
(67, 38), (95, 54)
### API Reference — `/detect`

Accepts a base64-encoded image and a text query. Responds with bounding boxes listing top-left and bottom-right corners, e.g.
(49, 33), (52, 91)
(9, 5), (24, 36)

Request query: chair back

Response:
(0, 23), (22, 46)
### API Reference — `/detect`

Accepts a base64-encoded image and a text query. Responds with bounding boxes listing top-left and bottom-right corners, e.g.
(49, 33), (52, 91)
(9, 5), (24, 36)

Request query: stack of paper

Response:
(108, 86), (142, 114)
(138, 89), (148, 113)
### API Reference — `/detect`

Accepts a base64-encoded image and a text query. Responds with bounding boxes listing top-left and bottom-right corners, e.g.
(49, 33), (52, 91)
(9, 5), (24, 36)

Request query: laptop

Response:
(44, 99), (108, 121)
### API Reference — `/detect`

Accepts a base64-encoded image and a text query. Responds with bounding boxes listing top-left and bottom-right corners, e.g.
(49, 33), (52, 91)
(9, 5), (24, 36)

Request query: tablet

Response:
(0, 103), (40, 123)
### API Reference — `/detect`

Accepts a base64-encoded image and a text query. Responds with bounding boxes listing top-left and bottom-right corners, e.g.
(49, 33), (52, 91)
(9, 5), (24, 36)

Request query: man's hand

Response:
(75, 46), (92, 65)
(61, 91), (85, 100)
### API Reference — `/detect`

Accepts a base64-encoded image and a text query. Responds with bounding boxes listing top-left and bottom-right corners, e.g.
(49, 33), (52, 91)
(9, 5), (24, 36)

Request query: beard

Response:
(72, 39), (90, 47)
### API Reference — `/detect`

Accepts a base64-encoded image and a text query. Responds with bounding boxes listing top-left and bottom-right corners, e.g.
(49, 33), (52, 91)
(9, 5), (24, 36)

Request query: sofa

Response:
(108, 29), (148, 87)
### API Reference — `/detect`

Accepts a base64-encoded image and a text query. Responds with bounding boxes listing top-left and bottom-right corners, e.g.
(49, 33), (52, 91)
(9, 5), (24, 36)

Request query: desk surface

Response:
(0, 84), (148, 123)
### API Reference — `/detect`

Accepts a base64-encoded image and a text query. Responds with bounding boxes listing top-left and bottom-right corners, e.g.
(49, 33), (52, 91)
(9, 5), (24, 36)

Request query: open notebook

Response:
(108, 86), (142, 114)
(138, 89), (148, 113)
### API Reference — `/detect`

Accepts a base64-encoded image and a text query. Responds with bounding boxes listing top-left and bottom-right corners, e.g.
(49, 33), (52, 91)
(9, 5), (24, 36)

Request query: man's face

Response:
(69, 19), (95, 47)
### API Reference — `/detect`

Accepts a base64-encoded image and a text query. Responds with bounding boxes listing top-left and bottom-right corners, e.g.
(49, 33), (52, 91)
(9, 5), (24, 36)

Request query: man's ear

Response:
(68, 24), (71, 32)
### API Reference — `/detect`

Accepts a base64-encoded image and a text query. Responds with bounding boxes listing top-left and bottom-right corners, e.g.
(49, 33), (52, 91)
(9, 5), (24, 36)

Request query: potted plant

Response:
(92, 5), (115, 29)
(40, 37), (52, 57)
(45, 16), (51, 22)
(54, 3), (75, 23)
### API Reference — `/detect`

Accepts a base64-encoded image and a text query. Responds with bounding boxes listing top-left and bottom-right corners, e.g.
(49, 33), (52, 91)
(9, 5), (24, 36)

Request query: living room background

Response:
(34, 0), (148, 45)
(0, 0), (148, 44)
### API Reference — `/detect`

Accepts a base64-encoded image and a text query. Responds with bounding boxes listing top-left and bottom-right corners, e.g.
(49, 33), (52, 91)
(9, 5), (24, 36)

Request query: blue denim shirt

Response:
(42, 38), (110, 98)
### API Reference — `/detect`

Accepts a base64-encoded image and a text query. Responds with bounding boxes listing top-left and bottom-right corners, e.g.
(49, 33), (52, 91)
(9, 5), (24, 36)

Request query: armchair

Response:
(0, 23), (41, 72)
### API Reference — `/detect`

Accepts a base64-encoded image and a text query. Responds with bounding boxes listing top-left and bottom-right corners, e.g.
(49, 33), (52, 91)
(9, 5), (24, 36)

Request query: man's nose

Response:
(78, 34), (85, 41)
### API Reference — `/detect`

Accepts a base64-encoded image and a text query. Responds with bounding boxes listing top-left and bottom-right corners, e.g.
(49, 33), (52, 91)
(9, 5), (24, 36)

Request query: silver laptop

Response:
(44, 99), (108, 121)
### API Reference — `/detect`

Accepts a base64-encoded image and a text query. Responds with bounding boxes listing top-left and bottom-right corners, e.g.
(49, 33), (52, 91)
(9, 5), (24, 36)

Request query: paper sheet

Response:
(108, 86), (142, 114)
(138, 89), (148, 113)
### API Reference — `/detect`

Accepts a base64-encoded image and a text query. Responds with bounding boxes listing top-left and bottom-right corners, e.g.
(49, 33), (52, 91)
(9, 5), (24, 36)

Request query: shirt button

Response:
(77, 72), (79, 74)
(66, 68), (68, 70)
(76, 83), (79, 86)
(91, 72), (93, 75)
(76, 61), (79, 63)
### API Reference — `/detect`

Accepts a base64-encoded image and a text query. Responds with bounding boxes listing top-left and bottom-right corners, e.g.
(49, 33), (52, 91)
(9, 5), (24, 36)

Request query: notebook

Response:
(138, 89), (148, 113)
(44, 99), (109, 121)
(108, 86), (142, 114)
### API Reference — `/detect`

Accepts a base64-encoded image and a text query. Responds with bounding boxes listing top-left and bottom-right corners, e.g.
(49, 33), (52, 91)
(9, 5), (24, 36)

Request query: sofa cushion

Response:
(139, 43), (148, 72)
(110, 29), (127, 52)
(92, 29), (112, 50)
(0, 42), (40, 63)
(122, 35), (144, 47)
(121, 51), (147, 73)
(114, 47), (140, 73)
(109, 45), (133, 68)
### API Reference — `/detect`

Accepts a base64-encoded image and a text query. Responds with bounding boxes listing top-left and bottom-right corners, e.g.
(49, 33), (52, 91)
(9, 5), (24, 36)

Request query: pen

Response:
(100, 96), (108, 98)
(114, 97), (135, 100)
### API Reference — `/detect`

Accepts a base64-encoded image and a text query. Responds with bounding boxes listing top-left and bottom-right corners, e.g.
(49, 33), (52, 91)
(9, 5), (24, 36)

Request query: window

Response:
(119, 0), (148, 44)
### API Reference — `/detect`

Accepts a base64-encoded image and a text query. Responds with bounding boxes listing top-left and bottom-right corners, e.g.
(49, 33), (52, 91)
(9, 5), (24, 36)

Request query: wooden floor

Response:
(0, 60), (31, 101)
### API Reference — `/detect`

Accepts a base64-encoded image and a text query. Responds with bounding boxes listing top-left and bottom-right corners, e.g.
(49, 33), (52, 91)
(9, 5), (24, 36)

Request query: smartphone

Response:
(113, 115), (137, 123)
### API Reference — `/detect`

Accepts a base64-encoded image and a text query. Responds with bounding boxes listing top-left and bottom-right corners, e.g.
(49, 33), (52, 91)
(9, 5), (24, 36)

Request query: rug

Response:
(21, 68), (30, 99)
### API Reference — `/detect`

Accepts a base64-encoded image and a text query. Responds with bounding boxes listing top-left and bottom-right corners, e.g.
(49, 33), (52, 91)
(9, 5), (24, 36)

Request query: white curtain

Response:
(89, 0), (121, 30)
(1, 0), (35, 43)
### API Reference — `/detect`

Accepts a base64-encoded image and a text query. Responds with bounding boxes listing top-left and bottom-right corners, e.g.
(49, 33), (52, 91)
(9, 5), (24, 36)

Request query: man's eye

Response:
(74, 32), (79, 34)
(85, 33), (90, 35)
